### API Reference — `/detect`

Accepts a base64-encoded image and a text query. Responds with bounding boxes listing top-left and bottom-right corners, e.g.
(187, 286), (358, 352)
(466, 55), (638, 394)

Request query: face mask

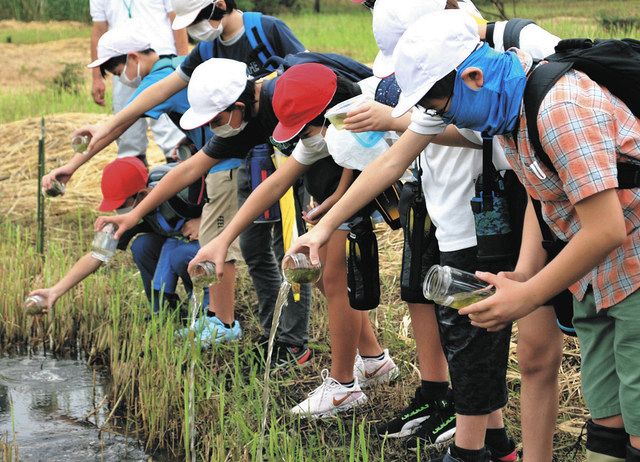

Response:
(442, 43), (526, 136)
(119, 60), (142, 88)
(187, 20), (223, 42)
(300, 132), (327, 153)
(211, 109), (247, 138)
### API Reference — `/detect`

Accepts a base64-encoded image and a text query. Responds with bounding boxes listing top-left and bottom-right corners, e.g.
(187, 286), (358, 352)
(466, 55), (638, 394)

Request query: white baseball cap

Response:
(171, 0), (216, 30)
(372, 0), (446, 78)
(180, 58), (248, 130)
(87, 27), (151, 68)
(391, 9), (480, 117)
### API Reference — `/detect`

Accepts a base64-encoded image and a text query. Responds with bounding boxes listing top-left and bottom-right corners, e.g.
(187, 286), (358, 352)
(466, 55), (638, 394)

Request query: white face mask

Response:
(187, 20), (224, 42)
(211, 109), (248, 138)
(300, 132), (327, 153)
(119, 60), (142, 88)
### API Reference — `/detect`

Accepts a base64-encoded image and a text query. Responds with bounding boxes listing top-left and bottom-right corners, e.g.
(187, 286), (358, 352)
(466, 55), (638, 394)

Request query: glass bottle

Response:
(189, 261), (218, 288)
(423, 265), (495, 309)
(91, 223), (118, 262)
(24, 295), (46, 316)
(44, 179), (65, 197)
(71, 134), (91, 154)
(282, 253), (322, 284)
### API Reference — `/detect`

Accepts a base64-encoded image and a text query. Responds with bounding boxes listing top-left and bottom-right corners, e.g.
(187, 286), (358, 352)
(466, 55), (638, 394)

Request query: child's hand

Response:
(344, 101), (393, 132)
(187, 237), (229, 280)
(27, 288), (59, 312)
(42, 164), (75, 192)
(181, 218), (201, 241)
(95, 213), (137, 240)
(287, 224), (332, 267)
(458, 271), (539, 331)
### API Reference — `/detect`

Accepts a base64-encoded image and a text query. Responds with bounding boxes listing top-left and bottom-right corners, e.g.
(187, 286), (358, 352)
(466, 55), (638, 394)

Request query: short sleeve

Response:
(202, 128), (259, 159)
(163, 0), (174, 13)
(90, 0), (107, 22)
(262, 16), (306, 56)
(408, 109), (447, 136)
(177, 45), (205, 81)
(538, 100), (619, 205)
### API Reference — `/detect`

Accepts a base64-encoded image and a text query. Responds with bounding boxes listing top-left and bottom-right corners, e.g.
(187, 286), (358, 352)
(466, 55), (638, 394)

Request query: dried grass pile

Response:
(0, 113), (166, 219)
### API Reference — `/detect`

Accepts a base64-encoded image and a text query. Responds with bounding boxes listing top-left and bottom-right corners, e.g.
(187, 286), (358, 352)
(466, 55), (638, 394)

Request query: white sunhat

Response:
(87, 27), (152, 68)
(180, 58), (249, 130)
(391, 9), (480, 118)
(372, 0), (446, 78)
(171, 0), (216, 30)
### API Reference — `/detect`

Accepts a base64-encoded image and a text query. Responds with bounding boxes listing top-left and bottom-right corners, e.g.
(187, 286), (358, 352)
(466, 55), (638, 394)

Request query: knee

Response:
(320, 266), (347, 299)
(130, 235), (150, 265)
(517, 336), (562, 378)
(168, 245), (192, 274)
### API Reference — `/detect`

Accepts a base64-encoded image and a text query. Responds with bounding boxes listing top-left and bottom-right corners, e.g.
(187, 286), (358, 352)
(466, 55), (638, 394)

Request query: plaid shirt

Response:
(500, 68), (640, 309)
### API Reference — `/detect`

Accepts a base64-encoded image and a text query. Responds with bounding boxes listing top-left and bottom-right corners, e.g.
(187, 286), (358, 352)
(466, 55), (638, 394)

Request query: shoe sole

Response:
(360, 365), (400, 389)
(292, 394), (369, 419)
(407, 426), (456, 452)
(378, 416), (429, 438)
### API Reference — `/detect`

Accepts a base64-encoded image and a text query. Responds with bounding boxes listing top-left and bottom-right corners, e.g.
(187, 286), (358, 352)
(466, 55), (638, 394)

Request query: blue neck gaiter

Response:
(442, 43), (526, 136)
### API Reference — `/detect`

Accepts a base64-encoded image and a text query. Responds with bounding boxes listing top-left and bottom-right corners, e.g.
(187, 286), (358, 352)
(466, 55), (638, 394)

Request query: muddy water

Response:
(0, 354), (149, 461)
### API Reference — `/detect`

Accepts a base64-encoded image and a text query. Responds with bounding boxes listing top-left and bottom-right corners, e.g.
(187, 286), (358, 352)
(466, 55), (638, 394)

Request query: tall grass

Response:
(0, 0), (89, 22)
(0, 22), (90, 44)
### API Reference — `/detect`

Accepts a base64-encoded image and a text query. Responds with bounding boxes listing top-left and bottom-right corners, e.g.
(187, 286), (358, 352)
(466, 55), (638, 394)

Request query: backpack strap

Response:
(485, 22), (496, 48)
(523, 61), (574, 174)
(243, 12), (277, 72)
(198, 40), (216, 61)
(502, 18), (535, 50)
(481, 134), (496, 211)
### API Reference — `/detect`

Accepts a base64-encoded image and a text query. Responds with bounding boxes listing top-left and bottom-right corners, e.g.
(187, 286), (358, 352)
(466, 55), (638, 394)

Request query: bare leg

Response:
(210, 262), (236, 325)
(455, 414), (490, 450)
(517, 307), (563, 462)
(408, 302), (448, 381)
(357, 313), (383, 357)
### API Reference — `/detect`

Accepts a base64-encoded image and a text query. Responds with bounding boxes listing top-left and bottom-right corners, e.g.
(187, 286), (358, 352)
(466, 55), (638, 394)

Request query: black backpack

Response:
(522, 38), (640, 187)
(265, 51), (373, 82)
(485, 18), (535, 50)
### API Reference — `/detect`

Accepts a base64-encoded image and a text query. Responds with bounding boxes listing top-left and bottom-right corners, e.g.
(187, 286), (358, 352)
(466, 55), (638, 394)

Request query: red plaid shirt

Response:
(500, 68), (640, 309)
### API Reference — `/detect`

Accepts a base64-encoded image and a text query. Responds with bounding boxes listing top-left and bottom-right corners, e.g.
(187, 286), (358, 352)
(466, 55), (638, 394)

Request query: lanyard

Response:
(122, 0), (134, 18)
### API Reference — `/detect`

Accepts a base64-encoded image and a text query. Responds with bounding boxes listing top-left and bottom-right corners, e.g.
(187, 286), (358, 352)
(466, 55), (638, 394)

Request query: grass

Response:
(0, 21), (90, 44)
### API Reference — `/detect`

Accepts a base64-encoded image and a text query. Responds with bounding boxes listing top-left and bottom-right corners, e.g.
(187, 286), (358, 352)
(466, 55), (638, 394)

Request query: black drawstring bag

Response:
(347, 216), (380, 310)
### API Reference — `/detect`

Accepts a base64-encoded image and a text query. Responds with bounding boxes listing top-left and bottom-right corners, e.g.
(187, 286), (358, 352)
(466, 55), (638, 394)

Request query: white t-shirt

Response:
(90, 0), (176, 55)
(292, 76), (382, 166)
(413, 5), (559, 251)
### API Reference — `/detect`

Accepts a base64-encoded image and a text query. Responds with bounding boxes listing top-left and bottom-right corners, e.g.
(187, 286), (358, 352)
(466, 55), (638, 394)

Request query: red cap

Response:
(98, 157), (148, 211)
(272, 63), (337, 143)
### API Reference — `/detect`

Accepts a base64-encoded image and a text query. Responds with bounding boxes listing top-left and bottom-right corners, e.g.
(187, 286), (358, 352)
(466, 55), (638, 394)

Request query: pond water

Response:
(0, 354), (149, 461)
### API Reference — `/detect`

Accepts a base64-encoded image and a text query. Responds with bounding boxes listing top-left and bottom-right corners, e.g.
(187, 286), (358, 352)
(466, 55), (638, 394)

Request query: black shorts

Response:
(437, 246), (512, 415)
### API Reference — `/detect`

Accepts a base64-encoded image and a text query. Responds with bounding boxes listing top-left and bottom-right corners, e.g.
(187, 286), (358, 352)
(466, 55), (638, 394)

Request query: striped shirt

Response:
(500, 68), (640, 309)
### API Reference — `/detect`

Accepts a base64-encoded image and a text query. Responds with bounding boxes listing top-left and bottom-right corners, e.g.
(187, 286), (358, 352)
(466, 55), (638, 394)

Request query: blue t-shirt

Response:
(128, 56), (241, 173)
(177, 13), (305, 80)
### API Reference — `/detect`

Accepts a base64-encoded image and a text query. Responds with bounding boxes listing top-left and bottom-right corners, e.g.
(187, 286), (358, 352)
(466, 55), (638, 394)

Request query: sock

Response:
(361, 351), (385, 361)
(420, 380), (449, 401)
(206, 311), (233, 329)
(340, 380), (355, 388)
(627, 443), (640, 461)
(485, 428), (513, 456)
(450, 444), (489, 462)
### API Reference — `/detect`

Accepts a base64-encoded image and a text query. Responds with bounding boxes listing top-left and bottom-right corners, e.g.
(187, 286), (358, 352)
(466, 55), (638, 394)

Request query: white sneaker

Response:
(354, 349), (400, 389)
(290, 369), (368, 419)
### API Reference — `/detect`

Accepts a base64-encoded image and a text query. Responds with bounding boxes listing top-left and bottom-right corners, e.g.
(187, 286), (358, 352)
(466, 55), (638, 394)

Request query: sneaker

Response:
(272, 343), (313, 368)
(354, 349), (400, 389)
(176, 315), (242, 348)
(426, 446), (492, 462)
(407, 397), (456, 450)
(487, 439), (518, 462)
(289, 369), (368, 419)
(376, 387), (443, 438)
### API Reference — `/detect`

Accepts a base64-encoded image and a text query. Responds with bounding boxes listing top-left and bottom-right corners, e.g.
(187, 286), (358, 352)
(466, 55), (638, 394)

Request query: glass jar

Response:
(324, 94), (368, 130)
(91, 223), (118, 262)
(44, 179), (65, 197)
(282, 253), (322, 284)
(189, 261), (218, 288)
(24, 295), (46, 315)
(71, 135), (91, 154)
(423, 265), (495, 309)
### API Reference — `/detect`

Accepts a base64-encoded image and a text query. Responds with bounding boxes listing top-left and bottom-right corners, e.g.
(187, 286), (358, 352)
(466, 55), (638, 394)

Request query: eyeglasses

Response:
(422, 90), (453, 118)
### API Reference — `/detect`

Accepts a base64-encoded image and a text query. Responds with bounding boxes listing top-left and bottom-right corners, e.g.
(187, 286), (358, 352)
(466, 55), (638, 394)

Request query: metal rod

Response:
(37, 116), (45, 256)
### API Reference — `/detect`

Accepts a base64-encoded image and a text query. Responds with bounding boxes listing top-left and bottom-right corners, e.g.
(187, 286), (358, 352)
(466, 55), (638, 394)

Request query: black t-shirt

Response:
(116, 221), (153, 251)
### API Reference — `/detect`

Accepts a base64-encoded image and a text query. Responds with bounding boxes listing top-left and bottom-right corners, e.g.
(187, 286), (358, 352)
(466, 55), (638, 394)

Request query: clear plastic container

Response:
(44, 179), (65, 197)
(24, 295), (46, 315)
(324, 94), (369, 130)
(71, 135), (91, 154)
(282, 253), (322, 284)
(91, 223), (118, 262)
(423, 265), (495, 309)
(189, 261), (218, 288)
(351, 130), (386, 148)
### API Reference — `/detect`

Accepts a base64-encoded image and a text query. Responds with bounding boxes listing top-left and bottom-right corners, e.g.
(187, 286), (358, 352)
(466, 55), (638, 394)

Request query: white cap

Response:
(180, 58), (248, 130)
(372, 0), (446, 78)
(87, 27), (151, 68)
(171, 0), (216, 30)
(391, 9), (480, 117)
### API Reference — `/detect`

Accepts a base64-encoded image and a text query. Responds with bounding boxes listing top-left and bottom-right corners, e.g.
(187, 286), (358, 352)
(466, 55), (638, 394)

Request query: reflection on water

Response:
(0, 354), (148, 461)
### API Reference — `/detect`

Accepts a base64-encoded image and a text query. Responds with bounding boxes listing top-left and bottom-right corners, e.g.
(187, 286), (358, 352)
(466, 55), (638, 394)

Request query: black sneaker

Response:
(272, 343), (313, 368)
(407, 397), (456, 451)
(376, 387), (442, 438)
